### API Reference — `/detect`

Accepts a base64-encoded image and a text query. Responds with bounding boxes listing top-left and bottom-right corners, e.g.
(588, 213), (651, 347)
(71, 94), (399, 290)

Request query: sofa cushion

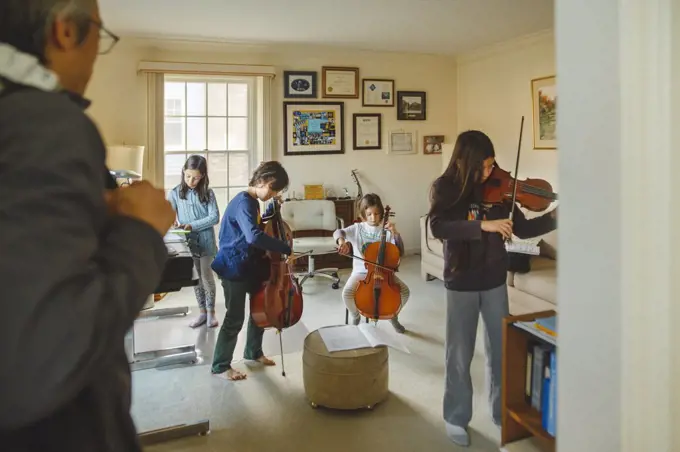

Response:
(512, 257), (556, 304)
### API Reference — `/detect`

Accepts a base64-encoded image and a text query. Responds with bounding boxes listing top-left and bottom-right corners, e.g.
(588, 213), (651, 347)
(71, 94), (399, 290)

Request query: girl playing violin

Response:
(210, 161), (301, 381)
(333, 193), (410, 333)
(428, 130), (557, 447)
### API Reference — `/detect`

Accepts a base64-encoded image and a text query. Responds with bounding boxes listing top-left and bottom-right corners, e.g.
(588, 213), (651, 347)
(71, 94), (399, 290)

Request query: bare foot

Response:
(257, 355), (276, 366)
(215, 369), (247, 381)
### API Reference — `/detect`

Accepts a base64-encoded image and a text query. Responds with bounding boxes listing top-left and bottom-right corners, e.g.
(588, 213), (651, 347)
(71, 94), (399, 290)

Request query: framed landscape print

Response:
(397, 91), (426, 120)
(283, 71), (317, 99)
(353, 113), (382, 150)
(283, 101), (345, 156)
(322, 66), (359, 99)
(531, 75), (557, 149)
(362, 79), (395, 107)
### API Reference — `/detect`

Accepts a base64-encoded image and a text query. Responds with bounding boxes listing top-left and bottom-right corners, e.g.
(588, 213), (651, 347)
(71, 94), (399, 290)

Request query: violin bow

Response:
(509, 116), (524, 221)
(504, 116), (525, 244)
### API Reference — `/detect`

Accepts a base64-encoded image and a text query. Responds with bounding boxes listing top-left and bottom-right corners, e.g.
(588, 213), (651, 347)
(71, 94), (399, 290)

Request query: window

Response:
(163, 75), (262, 216)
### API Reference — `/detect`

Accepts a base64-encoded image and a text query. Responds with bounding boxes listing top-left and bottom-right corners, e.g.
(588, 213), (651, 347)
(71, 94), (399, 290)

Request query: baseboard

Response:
(404, 247), (420, 256)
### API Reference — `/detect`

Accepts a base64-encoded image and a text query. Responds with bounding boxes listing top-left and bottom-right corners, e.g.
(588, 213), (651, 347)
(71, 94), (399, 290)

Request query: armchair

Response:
(280, 200), (343, 289)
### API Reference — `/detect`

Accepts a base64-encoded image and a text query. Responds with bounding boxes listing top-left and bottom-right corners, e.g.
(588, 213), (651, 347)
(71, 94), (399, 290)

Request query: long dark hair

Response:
(429, 130), (495, 215)
(180, 155), (210, 204)
(249, 160), (289, 192)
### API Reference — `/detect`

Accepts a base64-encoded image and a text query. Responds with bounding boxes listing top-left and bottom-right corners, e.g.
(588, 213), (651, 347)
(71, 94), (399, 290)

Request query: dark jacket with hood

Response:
(428, 175), (556, 292)
(0, 44), (166, 451)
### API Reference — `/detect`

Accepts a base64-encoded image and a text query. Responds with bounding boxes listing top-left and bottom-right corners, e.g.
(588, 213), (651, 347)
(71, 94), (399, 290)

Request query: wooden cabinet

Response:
(290, 198), (357, 271)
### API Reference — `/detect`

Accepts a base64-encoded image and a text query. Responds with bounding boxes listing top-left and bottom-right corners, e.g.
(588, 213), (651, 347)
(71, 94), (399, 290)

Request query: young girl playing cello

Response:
(333, 193), (410, 333)
(428, 130), (557, 447)
(210, 161), (301, 381)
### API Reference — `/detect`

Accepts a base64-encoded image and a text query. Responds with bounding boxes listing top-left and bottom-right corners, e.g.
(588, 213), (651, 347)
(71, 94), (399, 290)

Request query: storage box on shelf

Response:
(502, 310), (557, 452)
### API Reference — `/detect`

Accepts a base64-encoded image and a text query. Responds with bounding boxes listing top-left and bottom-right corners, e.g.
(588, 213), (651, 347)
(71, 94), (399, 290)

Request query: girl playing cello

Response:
(333, 193), (410, 333)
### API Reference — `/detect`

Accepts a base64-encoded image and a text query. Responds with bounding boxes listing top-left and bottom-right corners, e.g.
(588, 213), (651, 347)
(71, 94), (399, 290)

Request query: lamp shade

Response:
(106, 145), (145, 176)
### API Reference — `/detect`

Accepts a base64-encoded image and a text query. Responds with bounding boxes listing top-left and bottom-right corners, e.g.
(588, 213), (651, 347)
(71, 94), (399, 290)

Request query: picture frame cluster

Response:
(283, 66), (438, 157)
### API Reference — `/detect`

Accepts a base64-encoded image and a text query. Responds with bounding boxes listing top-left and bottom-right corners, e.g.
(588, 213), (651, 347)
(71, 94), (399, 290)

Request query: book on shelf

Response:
(514, 314), (557, 345)
(523, 342), (558, 438)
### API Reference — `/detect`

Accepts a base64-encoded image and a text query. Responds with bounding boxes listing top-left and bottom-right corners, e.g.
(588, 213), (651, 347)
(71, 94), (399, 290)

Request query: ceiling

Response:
(99, 0), (554, 55)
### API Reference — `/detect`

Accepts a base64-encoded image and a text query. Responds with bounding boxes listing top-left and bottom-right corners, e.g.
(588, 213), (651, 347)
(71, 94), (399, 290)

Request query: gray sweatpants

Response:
(192, 256), (217, 311)
(444, 284), (509, 427)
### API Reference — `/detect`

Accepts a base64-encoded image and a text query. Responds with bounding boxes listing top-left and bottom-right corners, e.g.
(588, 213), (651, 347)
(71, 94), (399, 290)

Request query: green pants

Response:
(211, 278), (265, 374)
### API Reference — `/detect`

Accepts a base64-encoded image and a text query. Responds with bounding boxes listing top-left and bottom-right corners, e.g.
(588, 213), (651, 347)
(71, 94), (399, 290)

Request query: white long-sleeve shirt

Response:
(333, 222), (404, 274)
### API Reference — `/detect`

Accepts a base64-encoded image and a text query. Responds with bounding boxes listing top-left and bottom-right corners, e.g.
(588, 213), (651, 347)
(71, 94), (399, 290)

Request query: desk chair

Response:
(281, 200), (343, 289)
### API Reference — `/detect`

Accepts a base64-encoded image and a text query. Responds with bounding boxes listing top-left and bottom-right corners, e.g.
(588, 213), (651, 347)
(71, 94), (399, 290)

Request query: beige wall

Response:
(449, 30), (557, 190)
(85, 38), (458, 252)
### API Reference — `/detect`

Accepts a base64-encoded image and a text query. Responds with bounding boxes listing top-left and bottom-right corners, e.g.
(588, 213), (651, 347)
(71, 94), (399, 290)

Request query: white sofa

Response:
(419, 215), (557, 315)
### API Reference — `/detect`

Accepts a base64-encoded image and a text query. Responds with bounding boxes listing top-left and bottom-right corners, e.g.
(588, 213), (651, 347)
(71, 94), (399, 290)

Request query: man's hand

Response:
(110, 181), (175, 236)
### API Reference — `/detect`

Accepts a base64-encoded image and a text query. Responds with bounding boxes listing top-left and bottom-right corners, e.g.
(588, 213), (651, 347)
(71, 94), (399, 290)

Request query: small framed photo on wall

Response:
(362, 79), (395, 107)
(423, 135), (444, 155)
(397, 91), (427, 120)
(283, 71), (317, 99)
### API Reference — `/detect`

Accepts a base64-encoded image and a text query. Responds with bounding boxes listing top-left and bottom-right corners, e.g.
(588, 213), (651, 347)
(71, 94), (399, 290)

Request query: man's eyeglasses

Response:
(91, 20), (120, 55)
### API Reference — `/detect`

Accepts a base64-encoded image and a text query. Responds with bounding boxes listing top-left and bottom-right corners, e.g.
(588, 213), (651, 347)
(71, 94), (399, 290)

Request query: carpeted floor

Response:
(130, 256), (501, 451)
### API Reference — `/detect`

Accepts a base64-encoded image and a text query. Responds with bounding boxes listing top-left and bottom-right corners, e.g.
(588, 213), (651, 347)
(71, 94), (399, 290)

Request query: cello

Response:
(250, 198), (304, 376)
(353, 206), (402, 322)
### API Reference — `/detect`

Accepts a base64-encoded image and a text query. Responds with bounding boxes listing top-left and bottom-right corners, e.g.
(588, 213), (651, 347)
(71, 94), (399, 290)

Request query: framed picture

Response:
(283, 71), (317, 98)
(353, 113), (382, 150)
(322, 66), (359, 99)
(362, 79), (395, 107)
(397, 91), (426, 120)
(423, 135), (444, 155)
(388, 129), (418, 155)
(531, 75), (557, 149)
(283, 101), (344, 156)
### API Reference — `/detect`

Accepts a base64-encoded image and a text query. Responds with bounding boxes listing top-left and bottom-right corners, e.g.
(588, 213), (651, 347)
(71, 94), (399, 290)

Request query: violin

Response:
(250, 199), (303, 377)
(482, 116), (558, 213)
(483, 166), (557, 212)
(353, 206), (402, 321)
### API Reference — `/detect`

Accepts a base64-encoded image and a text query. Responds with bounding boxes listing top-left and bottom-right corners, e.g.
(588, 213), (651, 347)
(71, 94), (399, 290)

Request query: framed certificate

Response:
(353, 113), (382, 150)
(362, 79), (395, 107)
(322, 66), (359, 99)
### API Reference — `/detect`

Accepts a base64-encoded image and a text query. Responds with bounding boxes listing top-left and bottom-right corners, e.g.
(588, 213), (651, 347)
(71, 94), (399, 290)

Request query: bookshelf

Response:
(501, 310), (557, 452)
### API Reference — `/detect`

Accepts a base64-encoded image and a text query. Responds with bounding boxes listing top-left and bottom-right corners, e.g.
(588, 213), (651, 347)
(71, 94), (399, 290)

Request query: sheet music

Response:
(505, 238), (540, 255)
(317, 324), (410, 353)
(318, 325), (371, 352)
(359, 323), (410, 354)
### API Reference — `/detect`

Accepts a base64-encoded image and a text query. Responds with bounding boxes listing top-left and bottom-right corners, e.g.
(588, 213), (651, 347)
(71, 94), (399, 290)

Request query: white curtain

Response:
(144, 73), (165, 187)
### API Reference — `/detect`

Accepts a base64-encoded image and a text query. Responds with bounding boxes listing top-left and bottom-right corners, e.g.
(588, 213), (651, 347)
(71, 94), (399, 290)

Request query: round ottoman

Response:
(302, 325), (389, 410)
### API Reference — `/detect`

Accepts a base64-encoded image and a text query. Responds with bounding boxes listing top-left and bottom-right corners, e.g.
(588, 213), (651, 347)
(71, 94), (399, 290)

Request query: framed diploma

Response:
(322, 66), (359, 99)
(362, 79), (395, 107)
(388, 129), (418, 155)
(353, 113), (382, 150)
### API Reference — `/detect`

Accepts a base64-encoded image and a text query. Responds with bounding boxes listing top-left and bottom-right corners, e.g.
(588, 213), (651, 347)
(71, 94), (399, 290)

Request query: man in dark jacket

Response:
(0, 1), (176, 450)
